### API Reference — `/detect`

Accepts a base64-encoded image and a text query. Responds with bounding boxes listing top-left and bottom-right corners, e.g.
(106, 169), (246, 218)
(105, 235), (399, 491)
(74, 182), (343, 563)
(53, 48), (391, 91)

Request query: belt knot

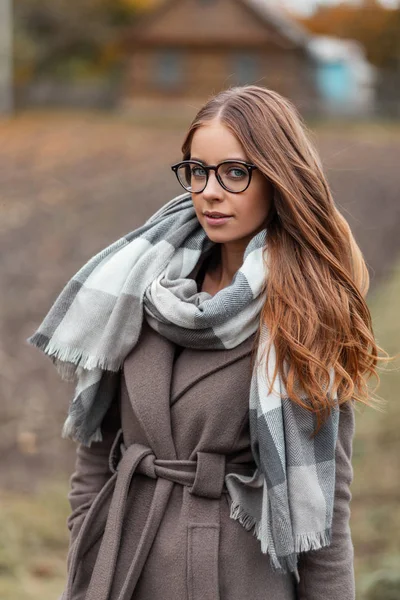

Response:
(108, 429), (226, 499)
(110, 430), (157, 478)
(67, 428), (256, 600)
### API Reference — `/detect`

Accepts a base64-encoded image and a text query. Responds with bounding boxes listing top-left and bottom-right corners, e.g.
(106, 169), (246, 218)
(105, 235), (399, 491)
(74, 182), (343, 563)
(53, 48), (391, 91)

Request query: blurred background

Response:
(1, 0), (400, 598)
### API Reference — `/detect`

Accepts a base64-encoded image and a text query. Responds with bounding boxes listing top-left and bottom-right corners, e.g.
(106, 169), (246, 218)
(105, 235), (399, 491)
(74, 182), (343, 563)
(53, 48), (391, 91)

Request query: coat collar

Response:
(170, 333), (256, 405)
(122, 320), (256, 459)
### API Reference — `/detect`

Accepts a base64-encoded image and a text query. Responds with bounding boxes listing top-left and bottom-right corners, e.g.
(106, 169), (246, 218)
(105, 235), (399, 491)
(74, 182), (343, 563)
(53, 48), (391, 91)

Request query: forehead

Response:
(190, 121), (247, 162)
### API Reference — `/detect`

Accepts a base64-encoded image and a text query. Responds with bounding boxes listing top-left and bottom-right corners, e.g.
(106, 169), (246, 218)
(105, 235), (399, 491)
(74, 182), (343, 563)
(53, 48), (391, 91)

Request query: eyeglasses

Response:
(171, 159), (257, 194)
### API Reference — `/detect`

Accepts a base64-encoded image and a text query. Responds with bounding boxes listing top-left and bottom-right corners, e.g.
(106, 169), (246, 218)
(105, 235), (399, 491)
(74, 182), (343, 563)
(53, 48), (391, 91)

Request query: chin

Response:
(203, 230), (235, 244)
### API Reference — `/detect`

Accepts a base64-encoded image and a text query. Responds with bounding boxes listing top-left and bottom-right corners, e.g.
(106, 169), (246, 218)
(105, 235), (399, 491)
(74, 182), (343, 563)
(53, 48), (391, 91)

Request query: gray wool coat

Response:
(61, 321), (356, 600)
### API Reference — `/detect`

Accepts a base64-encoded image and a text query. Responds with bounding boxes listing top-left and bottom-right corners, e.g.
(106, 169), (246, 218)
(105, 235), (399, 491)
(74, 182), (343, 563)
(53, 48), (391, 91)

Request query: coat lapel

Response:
(170, 332), (256, 405)
(123, 320), (257, 456)
(123, 320), (177, 459)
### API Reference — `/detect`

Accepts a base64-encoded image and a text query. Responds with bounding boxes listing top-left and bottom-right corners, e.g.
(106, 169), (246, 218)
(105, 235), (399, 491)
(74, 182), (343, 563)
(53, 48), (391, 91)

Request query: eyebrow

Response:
(190, 157), (247, 163)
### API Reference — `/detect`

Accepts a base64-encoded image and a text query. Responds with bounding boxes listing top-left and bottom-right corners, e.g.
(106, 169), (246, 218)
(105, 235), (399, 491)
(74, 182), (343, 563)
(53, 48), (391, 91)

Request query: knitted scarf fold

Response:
(27, 191), (339, 578)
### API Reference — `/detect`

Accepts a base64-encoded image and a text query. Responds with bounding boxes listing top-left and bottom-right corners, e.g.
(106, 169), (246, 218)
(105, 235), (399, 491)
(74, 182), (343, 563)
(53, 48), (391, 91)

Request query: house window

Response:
(154, 50), (184, 90)
(230, 52), (260, 85)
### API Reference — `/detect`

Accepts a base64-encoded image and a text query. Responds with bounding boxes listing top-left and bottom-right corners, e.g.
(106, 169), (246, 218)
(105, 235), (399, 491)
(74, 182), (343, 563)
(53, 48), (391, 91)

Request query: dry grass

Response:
(0, 482), (69, 599)
(352, 260), (400, 598)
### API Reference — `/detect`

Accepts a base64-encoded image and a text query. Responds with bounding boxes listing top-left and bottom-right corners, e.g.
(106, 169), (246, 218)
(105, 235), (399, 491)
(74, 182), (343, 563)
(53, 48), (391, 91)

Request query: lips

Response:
(204, 214), (232, 226)
(204, 212), (231, 217)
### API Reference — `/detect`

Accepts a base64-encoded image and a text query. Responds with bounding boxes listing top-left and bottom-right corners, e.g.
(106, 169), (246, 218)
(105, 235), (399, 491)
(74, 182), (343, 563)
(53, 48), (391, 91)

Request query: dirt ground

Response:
(1, 110), (400, 492)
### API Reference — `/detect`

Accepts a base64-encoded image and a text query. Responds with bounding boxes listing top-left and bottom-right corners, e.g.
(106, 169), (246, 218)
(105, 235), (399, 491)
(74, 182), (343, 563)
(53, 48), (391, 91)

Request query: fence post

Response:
(0, 0), (13, 115)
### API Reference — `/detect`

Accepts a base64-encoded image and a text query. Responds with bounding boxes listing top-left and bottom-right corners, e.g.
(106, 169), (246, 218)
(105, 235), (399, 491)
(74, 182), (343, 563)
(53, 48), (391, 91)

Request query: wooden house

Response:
(121, 0), (317, 113)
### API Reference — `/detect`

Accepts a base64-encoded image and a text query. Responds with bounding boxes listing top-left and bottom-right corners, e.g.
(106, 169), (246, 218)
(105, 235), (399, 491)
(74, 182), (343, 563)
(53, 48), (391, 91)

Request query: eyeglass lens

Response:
(176, 162), (250, 193)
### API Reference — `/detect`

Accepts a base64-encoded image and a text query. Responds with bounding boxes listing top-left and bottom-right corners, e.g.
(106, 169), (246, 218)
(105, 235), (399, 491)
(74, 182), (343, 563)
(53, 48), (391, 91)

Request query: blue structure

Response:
(308, 35), (376, 115)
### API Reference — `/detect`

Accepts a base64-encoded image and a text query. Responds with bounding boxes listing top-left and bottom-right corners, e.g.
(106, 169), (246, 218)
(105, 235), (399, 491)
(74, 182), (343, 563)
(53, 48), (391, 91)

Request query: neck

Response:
(210, 241), (247, 288)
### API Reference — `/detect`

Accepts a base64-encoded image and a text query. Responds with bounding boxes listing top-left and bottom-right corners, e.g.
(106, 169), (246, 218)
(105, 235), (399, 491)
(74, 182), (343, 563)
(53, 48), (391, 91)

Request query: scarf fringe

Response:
(229, 500), (292, 572)
(26, 333), (121, 378)
(294, 528), (332, 553)
(229, 500), (260, 534)
(229, 499), (331, 574)
(61, 414), (103, 446)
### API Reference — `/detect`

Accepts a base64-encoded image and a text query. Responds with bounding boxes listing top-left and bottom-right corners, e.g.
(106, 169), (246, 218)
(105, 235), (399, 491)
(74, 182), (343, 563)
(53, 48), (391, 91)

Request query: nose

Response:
(201, 170), (224, 200)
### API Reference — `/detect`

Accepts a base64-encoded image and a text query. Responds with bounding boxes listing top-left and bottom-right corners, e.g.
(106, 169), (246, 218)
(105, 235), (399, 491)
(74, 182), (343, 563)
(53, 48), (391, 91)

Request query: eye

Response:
(191, 166), (206, 178)
(227, 167), (247, 179)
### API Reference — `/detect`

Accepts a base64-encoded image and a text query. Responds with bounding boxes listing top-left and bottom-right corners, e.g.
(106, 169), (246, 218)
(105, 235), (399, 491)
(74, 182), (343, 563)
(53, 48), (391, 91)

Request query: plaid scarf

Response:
(27, 191), (339, 577)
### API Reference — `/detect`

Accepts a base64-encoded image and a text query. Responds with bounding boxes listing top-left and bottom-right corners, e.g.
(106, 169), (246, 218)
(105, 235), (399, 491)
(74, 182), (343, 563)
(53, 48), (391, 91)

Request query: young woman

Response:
(27, 85), (387, 600)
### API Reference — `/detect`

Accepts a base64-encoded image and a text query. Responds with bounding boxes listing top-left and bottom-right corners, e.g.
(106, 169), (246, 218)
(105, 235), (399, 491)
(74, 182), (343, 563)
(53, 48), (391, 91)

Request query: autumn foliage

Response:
(297, 0), (400, 68)
(15, 0), (160, 81)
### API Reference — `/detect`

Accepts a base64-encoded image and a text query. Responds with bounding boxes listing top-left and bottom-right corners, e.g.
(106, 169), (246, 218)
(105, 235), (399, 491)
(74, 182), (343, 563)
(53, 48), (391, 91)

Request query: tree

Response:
(15, 0), (157, 80)
(297, 2), (400, 68)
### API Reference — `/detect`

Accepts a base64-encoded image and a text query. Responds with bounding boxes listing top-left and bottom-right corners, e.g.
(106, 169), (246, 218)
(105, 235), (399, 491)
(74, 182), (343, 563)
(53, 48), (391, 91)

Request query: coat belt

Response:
(65, 429), (256, 600)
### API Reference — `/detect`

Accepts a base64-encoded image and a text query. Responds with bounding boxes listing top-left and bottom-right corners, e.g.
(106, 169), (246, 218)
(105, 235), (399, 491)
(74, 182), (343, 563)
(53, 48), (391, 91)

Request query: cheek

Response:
(191, 197), (201, 216)
(240, 189), (271, 222)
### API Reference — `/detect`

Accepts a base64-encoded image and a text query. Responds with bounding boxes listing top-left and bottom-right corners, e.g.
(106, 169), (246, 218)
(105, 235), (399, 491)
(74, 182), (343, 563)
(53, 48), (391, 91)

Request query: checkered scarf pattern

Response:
(27, 191), (339, 576)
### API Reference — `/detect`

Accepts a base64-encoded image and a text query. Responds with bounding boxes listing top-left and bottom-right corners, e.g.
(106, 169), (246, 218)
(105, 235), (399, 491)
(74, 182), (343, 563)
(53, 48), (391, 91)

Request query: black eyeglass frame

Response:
(170, 159), (258, 194)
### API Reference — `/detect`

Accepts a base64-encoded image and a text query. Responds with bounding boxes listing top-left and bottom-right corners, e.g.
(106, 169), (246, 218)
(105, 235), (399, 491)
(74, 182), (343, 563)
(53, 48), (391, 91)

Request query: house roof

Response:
(243, 0), (310, 46)
(122, 0), (311, 50)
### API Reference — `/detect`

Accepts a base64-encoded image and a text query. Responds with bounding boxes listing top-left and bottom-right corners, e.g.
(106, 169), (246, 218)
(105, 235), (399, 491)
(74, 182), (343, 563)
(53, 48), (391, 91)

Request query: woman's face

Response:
(189, 119), (273, 248)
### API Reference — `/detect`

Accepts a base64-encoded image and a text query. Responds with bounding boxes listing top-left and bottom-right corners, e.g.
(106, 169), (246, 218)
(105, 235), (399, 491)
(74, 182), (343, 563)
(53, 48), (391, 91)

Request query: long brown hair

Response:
(181, 85), (395, 430)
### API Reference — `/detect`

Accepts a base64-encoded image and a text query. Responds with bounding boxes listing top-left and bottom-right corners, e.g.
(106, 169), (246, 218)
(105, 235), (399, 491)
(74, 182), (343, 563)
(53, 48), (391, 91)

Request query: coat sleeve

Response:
(66, 383), (122, 548)
(295, 400), (356, 600)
